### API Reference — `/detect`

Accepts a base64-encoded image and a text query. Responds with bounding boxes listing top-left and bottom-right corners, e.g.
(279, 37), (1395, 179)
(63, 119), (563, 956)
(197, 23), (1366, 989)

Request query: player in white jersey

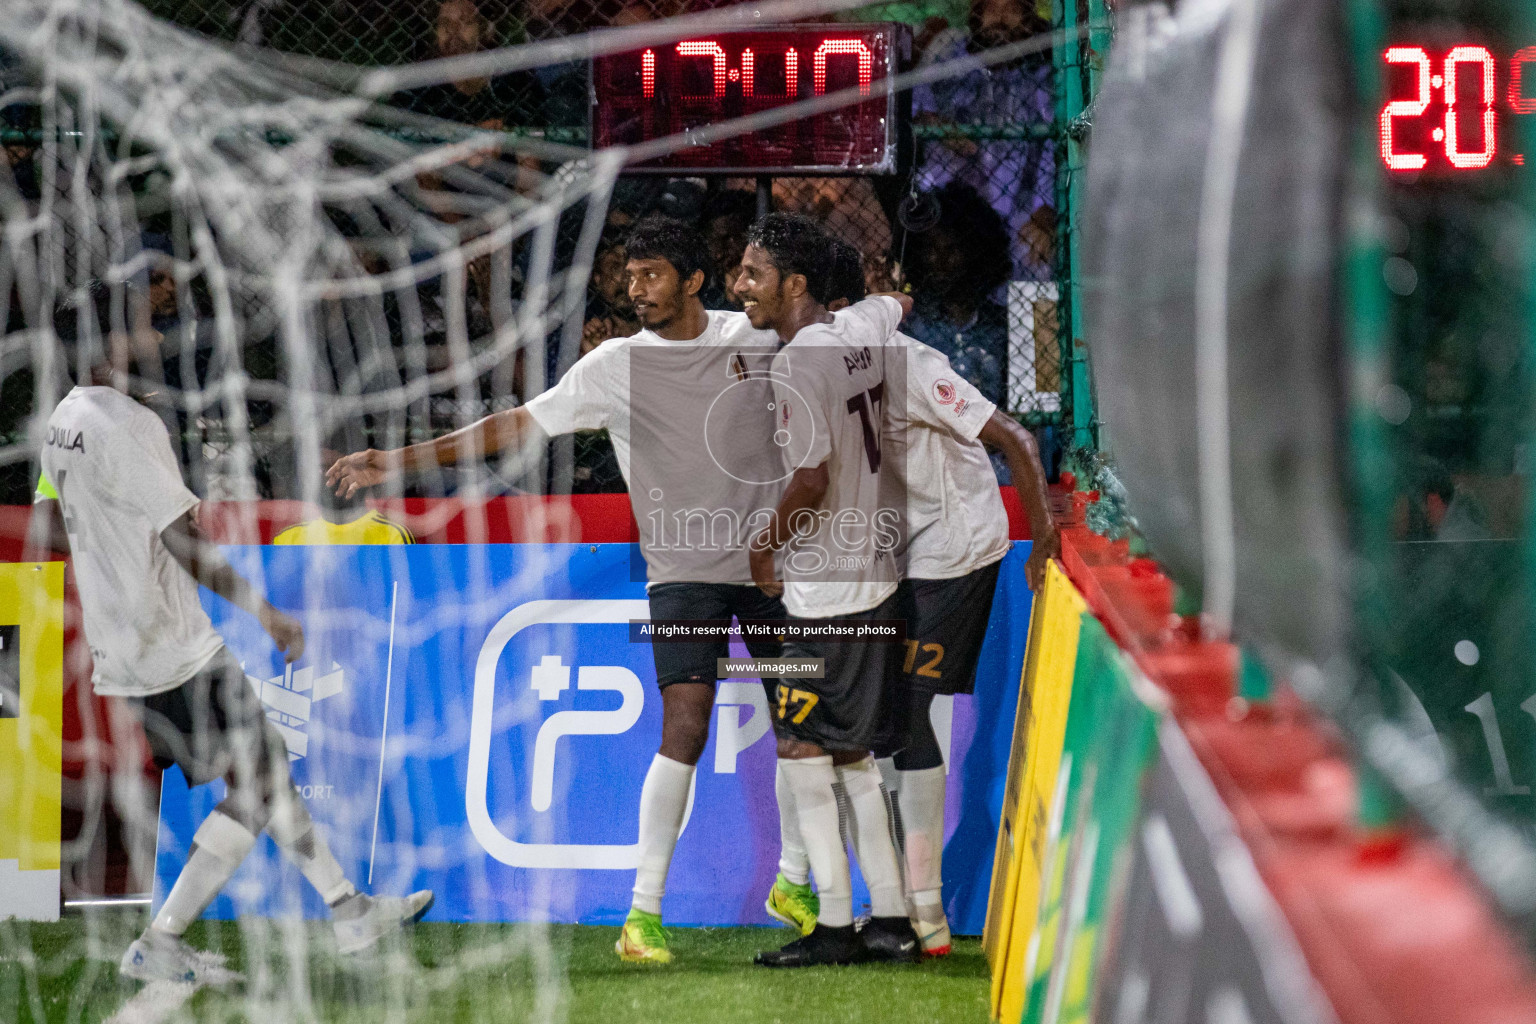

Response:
(31, 362), (431, 987)
(329, 217), (901, 963)
(736, 214), (920, 967)
(825, 239), (1060, 955)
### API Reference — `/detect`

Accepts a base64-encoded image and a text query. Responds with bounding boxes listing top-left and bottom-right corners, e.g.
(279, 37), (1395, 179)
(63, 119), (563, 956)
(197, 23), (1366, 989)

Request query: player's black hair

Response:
(827, 237), (867, 306)
(624, 214), (708, 284)
(744, 212), (834, 304)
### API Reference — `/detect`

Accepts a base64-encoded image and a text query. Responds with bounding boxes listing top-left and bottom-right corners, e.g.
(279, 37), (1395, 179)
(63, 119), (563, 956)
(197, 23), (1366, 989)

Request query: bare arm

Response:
(24, 499), (70, 561)
(326, 406), (540, 499)
(977, 411), (1059, 591)
(748, 463), (831, 597)
(160, 511), (305, 663)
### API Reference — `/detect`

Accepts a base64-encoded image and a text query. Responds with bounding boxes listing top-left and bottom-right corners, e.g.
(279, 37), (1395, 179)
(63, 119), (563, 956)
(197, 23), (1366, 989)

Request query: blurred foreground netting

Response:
(1086, 0), (1536, 940)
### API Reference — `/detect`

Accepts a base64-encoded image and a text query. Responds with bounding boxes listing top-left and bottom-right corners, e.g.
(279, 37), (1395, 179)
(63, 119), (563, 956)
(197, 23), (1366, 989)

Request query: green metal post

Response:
(1057, 0), (1101, 461)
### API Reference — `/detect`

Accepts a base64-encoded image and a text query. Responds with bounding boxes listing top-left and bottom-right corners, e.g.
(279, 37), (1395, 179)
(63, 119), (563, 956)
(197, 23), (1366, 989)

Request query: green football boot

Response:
(764, 873), (820, 936)
(615, 908), (673, 964)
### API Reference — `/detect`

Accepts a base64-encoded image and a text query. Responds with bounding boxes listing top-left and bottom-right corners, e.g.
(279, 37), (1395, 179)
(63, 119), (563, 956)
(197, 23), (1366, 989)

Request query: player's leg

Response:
(892, 562), (1003, 955)
(826, 596), (919, 963)
(732, 586), (819, 934)
(121, 658), (257, 985)
(892, 688), (949, 954)
(618, 583), (728, 963)
(756, 732), (864, 967)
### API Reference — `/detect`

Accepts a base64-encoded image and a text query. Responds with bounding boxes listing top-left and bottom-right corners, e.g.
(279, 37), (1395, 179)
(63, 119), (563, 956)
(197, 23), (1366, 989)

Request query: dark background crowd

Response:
(0, 0), (1064, 503)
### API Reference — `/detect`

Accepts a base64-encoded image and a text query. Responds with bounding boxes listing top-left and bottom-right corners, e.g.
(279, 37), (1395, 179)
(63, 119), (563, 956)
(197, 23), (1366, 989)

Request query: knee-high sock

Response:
(897, 765), (947, 912)
(776, 759), (810, 886)
(631, 753), (695, 916)
(153, 811), (257, 936)
(782, 756), (852, 927)
(266, 787), (357, 907)
(835, 756), (906, 919)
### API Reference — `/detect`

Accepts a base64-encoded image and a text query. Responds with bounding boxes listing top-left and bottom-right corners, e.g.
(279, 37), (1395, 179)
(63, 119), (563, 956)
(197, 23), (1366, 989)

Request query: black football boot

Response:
(753, 923), (864, 967)
(859, 916), (922, 964)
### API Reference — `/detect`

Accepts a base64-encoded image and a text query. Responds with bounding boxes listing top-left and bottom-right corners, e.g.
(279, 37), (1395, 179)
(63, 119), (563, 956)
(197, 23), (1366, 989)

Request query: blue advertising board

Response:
(154, 541), (1034, 933)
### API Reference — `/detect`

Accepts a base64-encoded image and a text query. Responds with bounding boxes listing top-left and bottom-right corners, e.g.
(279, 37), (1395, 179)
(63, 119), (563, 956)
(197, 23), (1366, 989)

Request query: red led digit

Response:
(1512, 46), (1536, 114)
(642, 49), (655, 99)
(1445, 45), (1498, 169)
(676, 40), (727, 101)
(1381, 47), (1432, 170)
(812, 39), (873, 97)
(741, 47), (800, 99)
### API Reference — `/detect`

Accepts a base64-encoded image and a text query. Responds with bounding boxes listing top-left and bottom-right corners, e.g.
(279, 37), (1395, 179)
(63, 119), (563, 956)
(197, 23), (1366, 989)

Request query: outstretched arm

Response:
(160, 511), (305, 663)
(326, 406), (540, 499)
(748, 463), (831, 597)
(977, 411), (1059, 591)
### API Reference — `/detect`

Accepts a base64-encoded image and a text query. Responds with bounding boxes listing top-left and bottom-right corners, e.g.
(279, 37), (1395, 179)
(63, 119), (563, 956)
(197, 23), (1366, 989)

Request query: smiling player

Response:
(739, 214), (921, 968)
(826, 236), (1060, 955)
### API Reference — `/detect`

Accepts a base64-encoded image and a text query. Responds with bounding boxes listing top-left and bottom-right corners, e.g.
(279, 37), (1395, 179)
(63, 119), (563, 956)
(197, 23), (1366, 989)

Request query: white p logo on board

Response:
(714, 681), (771, 774)
(468, 600), (695, 870)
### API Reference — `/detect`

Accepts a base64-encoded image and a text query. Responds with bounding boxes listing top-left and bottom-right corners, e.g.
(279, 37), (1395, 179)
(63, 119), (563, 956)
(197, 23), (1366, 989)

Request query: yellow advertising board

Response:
(985, 560), (1087, 1022)
(0, 562), (65, 921)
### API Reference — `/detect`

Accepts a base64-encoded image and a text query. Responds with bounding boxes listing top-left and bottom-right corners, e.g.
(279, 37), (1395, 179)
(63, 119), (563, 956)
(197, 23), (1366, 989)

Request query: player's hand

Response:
(749, 536), (783, 598)
(261, 606), (306, 664)
(1024, 524), (1061, 593)
(326, 449), (395, 499)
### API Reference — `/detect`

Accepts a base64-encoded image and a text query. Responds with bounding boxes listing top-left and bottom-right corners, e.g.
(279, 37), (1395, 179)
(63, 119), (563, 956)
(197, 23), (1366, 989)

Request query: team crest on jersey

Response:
(933, 379), (956, 405)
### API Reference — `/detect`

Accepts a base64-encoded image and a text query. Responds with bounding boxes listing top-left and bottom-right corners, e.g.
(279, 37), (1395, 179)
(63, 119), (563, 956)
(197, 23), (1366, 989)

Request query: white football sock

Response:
(898, 766), (948, 910)
(775, 759), (810, 886)
(782, 756), (852, 928)
(153, 811), (256, 936)
(630, 753), (695, 916)
(265, 787), (357, 906)
(835, 756), (906, 919)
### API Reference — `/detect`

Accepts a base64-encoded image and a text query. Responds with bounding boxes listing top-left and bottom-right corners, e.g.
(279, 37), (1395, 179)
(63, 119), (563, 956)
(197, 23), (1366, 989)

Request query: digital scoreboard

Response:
(1379, 42), (1535, 173)
(591, 25), (905, 174)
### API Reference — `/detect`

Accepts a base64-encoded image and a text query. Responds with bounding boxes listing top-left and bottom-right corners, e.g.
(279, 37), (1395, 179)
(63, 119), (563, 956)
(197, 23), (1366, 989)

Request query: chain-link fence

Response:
(2, 0), (1079, 499)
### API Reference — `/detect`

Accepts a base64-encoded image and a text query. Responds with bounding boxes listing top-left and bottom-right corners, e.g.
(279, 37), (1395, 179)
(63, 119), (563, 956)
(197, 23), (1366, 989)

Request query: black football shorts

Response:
(130, 647), (284, 788)
(774, 589), (905, 753)
(646, 582), (787, 693)
(895, 559), (1003, 697)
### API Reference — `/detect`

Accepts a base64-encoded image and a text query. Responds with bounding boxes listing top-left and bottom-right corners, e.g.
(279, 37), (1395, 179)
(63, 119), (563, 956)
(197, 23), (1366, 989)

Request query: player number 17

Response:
(846, 382), (885, 474)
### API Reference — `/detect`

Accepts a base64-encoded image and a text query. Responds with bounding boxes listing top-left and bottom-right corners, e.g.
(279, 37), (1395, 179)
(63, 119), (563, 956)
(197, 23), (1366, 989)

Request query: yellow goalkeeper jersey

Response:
(272, 510), (414, 546)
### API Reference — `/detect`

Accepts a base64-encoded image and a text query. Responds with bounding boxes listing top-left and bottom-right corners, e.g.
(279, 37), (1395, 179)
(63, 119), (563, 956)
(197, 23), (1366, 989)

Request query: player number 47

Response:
(777, 686), (820, 724)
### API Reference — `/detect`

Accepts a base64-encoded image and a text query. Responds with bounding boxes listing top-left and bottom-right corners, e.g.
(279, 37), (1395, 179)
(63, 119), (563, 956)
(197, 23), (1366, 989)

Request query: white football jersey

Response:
(883, 334), (1011, 580)
(36, 386), (224, 697)
(770, 296), (905, 617)
(523, 309), (784, 584)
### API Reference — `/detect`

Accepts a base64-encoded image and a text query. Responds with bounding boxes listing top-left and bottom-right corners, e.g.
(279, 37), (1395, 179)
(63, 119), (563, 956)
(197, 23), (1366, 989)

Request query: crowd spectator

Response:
(697, 188), (756, 310)
(900, 182), (1012, 409)
(912, 0), (1055, 282)
(396, 0), (544, 130)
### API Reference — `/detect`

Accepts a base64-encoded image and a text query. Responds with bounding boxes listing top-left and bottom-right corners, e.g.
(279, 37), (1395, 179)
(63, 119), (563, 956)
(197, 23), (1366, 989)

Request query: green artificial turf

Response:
(2, 913), (990, 1023)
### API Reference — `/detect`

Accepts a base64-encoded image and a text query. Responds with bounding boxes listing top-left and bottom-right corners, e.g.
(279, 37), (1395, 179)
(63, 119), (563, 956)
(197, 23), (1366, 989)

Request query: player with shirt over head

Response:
(328, 216), (902, 963)
(737, 214), (921, 968)
(30, 353), (432, 987)
(825, 238), (1060, 955)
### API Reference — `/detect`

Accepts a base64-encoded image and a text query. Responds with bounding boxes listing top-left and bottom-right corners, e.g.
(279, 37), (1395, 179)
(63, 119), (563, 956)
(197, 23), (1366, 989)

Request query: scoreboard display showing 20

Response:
(1380, 40), (1535, 173)
(591, 25), (906, 174)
